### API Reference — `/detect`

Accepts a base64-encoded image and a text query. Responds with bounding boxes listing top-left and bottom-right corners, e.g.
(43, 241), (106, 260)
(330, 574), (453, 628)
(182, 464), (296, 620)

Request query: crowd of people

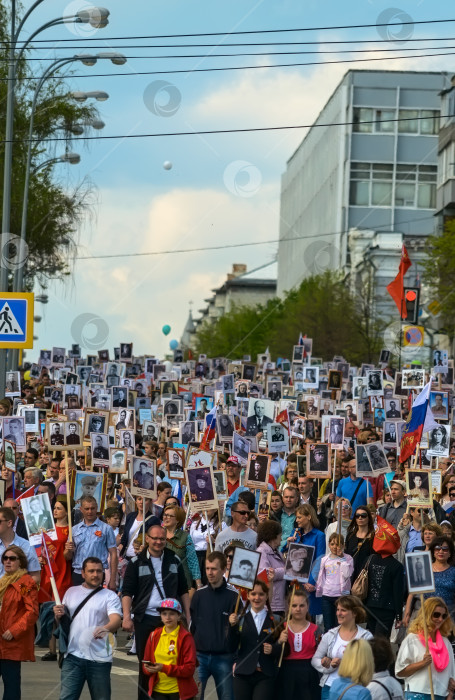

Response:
(0, 343), (453, 700)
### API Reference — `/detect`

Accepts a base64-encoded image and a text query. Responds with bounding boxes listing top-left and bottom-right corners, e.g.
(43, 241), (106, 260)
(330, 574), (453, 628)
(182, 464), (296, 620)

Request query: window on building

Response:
(350, 162), (393, 206)
(375, 109), (395, 133)
(395, 164), (437, 208)
(398, 109), (440, 135)
(350, 162), (436, 208)
(353, 108), (373, 133)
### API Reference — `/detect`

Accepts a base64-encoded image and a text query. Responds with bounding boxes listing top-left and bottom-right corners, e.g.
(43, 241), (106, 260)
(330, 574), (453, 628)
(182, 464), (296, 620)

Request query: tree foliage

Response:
(0, 5), (100, 289)
(422, 220), (455, 341)
(194, 271), (384, 363)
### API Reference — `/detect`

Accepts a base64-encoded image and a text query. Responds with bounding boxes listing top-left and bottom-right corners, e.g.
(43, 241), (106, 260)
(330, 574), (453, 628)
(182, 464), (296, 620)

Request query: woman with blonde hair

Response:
(396, 596), (455, 700)
(328, 639), (374, 700)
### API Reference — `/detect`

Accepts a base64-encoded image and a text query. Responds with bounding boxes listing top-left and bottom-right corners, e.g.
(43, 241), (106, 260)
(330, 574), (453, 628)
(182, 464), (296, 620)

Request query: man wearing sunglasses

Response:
(214, 503), (257, 553)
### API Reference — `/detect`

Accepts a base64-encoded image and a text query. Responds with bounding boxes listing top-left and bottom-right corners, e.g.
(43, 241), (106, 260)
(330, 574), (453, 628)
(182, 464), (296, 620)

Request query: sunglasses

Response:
(2, 556), (18, 562)
(432, 611), (449, 620)
(356, 513), (368, 519)
(434, 545), (450, 552)
(226, 554), (234, 560)
(234, 511), (249, 516)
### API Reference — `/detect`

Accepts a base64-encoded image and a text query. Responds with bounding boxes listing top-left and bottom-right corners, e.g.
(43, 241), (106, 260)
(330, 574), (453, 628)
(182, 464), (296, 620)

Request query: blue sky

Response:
(18, 0), (455, 360)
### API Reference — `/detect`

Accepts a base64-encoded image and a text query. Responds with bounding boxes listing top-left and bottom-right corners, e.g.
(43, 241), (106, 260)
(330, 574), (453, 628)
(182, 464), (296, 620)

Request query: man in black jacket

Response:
(122, 524), (189, 699)
(190, 551), (239, 700)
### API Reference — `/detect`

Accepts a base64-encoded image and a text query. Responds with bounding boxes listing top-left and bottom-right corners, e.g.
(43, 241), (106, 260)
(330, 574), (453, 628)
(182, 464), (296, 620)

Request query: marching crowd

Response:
(0, 343), (453, 700)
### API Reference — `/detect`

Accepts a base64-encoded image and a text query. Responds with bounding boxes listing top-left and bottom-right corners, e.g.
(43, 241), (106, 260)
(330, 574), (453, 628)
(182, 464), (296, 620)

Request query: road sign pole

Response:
(0, 294), (34, 397)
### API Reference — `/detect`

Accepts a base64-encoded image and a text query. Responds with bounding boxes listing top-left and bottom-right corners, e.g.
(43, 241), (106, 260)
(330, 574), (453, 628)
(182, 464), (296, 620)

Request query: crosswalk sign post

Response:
(0, 293), (34, 349)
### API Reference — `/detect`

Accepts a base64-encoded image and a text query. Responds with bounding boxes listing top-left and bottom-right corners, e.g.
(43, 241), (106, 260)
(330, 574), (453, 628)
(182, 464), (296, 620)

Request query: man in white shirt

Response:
(54, 556), (122, 700)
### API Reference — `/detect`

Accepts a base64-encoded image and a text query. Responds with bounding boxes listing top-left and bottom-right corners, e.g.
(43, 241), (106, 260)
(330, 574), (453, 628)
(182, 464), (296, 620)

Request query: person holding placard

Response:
(396, 597), (455, 700)
(228, 578), (280, 700)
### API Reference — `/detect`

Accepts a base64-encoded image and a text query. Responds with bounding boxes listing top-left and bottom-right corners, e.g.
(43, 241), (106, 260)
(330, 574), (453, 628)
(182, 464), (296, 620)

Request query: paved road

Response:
(23, 631), (217, 699)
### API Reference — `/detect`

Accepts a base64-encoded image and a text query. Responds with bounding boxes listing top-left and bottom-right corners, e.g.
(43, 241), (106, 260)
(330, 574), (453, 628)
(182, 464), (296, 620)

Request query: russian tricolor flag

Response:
(200, 405), (217, 450)
(399, 379), (439, 463)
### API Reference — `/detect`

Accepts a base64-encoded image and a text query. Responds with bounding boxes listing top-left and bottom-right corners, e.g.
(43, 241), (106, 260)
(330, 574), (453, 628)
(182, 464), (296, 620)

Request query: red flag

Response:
(16, 486), (35, 502)
(386, 245), (412, 318)
(373, 516), (400, 557)
(38, 532), (59, 578)
(275, 409), (290, 434)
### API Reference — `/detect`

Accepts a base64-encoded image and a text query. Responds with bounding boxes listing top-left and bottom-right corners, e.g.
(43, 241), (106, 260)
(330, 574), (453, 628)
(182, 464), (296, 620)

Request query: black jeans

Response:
(233, 671), (275, 700)
(134, 615), (162, 700)
(366, 607), (396, 637)
(0, 659), (21, 700)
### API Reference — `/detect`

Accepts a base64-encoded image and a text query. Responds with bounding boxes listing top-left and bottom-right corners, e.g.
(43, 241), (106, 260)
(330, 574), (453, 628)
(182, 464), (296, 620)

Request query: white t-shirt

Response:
(395, 633), (455, 697)
(145, 554), (165, 616)
(325, 632), (350, 687)
(126, 518), (143, 558)
(63, 586), (122, 663)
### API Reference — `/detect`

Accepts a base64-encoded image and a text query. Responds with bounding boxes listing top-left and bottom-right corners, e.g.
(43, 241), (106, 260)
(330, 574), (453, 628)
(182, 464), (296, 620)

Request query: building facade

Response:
(277, 69), (450, 301)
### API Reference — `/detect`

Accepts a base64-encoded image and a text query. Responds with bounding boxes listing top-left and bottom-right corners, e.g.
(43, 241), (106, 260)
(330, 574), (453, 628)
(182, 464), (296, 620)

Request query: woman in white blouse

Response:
(396, 596), (455, 700)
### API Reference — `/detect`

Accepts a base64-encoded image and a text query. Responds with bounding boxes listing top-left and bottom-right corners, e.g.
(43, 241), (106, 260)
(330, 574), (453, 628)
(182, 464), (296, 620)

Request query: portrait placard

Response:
(402, 369), (425, 390)
(232, 432), (250, 465)
(213, 470), (228, 501)
(328, 416), (344, 449)
(284, 543), (315, 583)
(4, 440), (15, 472)
(364, 441), (389, 475)
(167, 447), (185, 479)
(186, 465), (217, 512)
(109, 447), (128, 474)
(405, 551), (435, 594)
(71, 470), (107, 512)
(244, 453), (271, 490)
(266, 422), (289, 454)
(427, 425), (450, 458)
(131, 457), (157, 500)
(21, 493), (57, 545)
(63, 420), (83, 450)
(406, 469), (432, 508)
(306, 443), (331, 478)
(356, 444), (373, 476)
(3, 416), (26, 452)
(228, 547), (261, 590)
(257, 489), (271, 516)
(431, 469), (442, 496)
(186, 448), (216, 470)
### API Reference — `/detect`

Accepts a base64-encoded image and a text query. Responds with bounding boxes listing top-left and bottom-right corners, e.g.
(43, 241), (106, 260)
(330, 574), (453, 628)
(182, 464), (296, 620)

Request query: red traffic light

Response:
(405, 290), (417, 302)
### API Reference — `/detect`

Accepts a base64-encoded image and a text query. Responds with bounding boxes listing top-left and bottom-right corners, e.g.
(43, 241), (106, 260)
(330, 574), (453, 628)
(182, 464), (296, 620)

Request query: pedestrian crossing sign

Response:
(0, 293), (34, 348)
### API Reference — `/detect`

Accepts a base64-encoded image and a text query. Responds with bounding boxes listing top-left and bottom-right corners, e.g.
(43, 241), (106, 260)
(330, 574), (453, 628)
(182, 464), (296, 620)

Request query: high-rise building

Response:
(277, 69), (450, 300)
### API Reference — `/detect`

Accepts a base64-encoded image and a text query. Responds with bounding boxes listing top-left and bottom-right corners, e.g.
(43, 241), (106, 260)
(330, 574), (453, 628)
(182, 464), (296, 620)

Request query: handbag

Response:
(55, 585), (103, 668)
(336, 682), (356, 700)
(351, 554), (373, 600)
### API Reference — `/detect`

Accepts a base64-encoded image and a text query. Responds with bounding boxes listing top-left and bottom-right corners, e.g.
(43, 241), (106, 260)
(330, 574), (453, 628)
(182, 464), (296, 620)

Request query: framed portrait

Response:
(337, 362), (350, 380)
(327, 370), (342, 391)
(402, 369), (425, 391)
(64, 420), (83, 450)
(433, 349), (449, 374)
(21, 407), (39, 434)
(5, 370), (20, 397)
(405, 550), (435, 594)
(3, 416), (26, 452)
(0, 479), (5, 505)
(4, 440), (16, 472)
(91, 432), (110, 463)
(385, 398), (401, 420)
(406, 469), (432, 508)
(367, 370), (383, 396)
(70, 470), (107, 512)
(379, 349), (391, 365)
(47, 419), (66, 448)
(131, 457), (157, 499)
(373, 407), (386, 428)
(328, 417), (344, 450)
(217, 413), (234, 442)
(266, 422), (289, 454)
(179, 421), (197, 445)
(160, 380), (178, 396)
(242, 364), (256, 382)
(352, 376), (368, 400)
(21, 493), (57, 545)
(257, 489), (271, 516)
(39, 350), (52, 367)
(383, 421), (398, 448)
(355, 444), (373, 476)
(113, 408), (134, 432)
(120, 342), (133, 362)
(291, 416), (305, 439)
(142, 421), (160, 443)
(292, 345), (304, 363)
(364, 441), (389, 474)
(246, 398), (275, 437)
(297, 455), (305, 479)
(306, 443), (331, 478)
(186, 465), (217, 512)
(232, 432), (250, 465)
(167, 447), (185, 479)
(429, 391), (449, 421)
(213, 470), (228, 501)
(427, 425), (450, 458)
(83, 409), (109, 442)
(431, 469), (442, 496)
(244, 453), (271, 489)
(195, 396), (213, 419)
(119, 429), (135, 455)
(284, 542), (315, 583)
(228, 547), (261, 590)
(109, 447), (128, 474)
(303, 366), (319, 389)
(186, 447), (216, 470)
(266, 378), (282, 401)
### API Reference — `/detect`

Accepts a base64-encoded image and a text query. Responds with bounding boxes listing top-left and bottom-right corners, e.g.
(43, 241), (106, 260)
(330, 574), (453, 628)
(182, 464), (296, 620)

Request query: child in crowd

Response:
(316, 533), (354, 631)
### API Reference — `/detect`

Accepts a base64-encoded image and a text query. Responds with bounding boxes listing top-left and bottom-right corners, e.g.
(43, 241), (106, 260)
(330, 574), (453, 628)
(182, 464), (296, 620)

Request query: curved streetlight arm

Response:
(15, 18), (67, 68)
(32, 154), (80, 174)
(14, 0), (47, 42)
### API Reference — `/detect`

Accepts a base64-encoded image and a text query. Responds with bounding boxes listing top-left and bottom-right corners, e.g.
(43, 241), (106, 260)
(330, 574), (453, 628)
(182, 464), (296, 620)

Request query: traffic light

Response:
(403, 287), (420, 323)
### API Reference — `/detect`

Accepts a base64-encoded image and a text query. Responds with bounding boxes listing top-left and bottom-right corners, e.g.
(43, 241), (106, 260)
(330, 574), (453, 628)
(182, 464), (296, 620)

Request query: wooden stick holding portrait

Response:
(278, 584), (296, 667)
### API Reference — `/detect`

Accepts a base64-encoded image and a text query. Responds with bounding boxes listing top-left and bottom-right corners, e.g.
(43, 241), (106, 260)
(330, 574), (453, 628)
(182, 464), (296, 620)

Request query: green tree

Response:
(193, 271), (384, 363)
(422, 220), (455, 342)
(0, 5), (100, 289)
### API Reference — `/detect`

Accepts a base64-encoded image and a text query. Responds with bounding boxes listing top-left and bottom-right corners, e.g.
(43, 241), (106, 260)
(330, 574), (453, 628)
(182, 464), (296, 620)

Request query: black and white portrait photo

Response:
(40, 350), (52, 367)
(402, 369), (425, 390)
(109, 448), (127, 474)
(120, 343), (133, 361)
(112, 386), (128, 408)
(328, 417), (344, 449)
(217, 413), (234, 442)
(383, 421), (398, 447)
(242, 364), (256, 382)
(367, 370), (383, 396)
(303, 366), (319, 389)
(267, 422), (289, 454)
(222, 374), (234, 393)
(213, 470), (227, 500)
(364, 441), (389, 474)
(352, 376), (368, 400)
(228, 547), (260, 590)
(22, 408), (39, 434)
(91, 432), (109, 461)
(3, 416), (25, 450)
(355, 444), (373, 475)
(180, 421), (197, 445)
(267, 379), (282, 401)
(232, 432), (250, 464)
(427, 425), (450, 458)
(5, 371), (20, 397)
(433, 349), (449, 374)
(186, 466), (217, 510)
(131, 457), (156, 499)
(21, 493), (56, 545)
(51, 347), (66, 367)
(119, 429), (135, 455)
(246, 398), (274, 436)
(405, 551), (435, 594)
(306, 443), (330, 477)
(385, 399), (401, 419)
(86, 412), (107, 437)
(284, 543), (315, 583)
(64, 421), (82, 449)
(167, 448), (185, 479)
(142, 421), (159, 443)
(245, 453), (271, 489)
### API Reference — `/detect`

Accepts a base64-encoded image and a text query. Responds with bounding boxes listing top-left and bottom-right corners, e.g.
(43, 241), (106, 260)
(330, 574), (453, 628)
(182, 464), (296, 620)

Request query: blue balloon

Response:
(162, 324), (171, 336)
(169, 339), (179, 350)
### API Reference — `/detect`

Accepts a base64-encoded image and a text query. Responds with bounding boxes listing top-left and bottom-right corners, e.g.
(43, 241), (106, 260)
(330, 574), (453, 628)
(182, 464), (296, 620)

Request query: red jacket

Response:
(143, 625), (198, 700)
(0, 574), (39, 661)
